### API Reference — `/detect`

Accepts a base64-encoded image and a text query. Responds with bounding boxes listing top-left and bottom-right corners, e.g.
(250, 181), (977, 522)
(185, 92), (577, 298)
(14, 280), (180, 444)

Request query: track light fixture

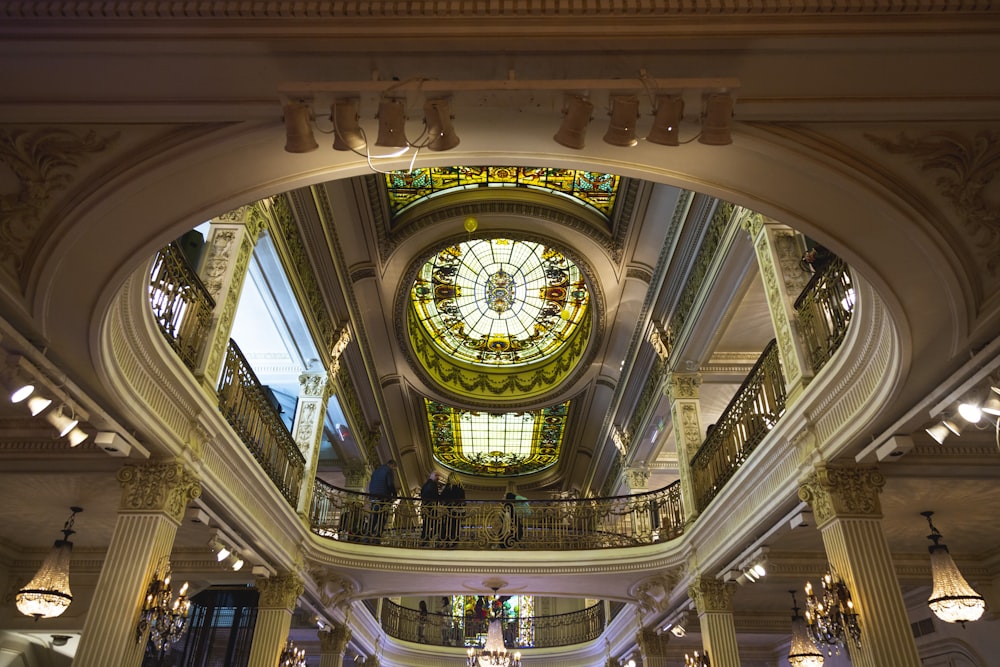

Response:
(375, 98), (409, 149)
(553, 95), (593, 149)
(28, 394), (53, 416)
(646, 95), (684, 146)
(423, 97), (460, 151)
(331, 97), (366, 151)
(699, 92), (734, 145)
(282, 101), (319, 153)
(66, 427), (89, 447)
(982, 385), (1000, 416)
(603, 95), (640, 147)
(45, 404), (79, 437)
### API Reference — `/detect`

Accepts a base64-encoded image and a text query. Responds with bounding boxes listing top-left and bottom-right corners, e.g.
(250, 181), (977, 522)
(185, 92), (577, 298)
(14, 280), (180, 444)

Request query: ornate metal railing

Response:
(378, 599), (606, 648)
(794, 257), (854, 374)
(148, 242), (215, 371)
(689, 339), (786, 512)
(310, 480), (684, 550)
(217, 339), (305, 506)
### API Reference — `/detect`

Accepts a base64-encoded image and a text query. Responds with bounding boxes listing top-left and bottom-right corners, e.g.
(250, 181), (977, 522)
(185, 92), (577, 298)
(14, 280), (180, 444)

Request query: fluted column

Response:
(318, 621), (352, 667)
(74, 460), (201, 667)
(666, 373), (703, 523)
(195, 207), (265, 393)
(293, 370), (333, 519)
(688, 577), (740, 667)
(247, 572), (305, 667)
(636, 626), (670, 667)
(741, 213), (815, 405)
(798, 463), (921, 667)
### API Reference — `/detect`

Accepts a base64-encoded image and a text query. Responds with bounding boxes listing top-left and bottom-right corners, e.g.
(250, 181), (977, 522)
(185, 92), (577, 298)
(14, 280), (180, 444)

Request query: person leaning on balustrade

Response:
(440, 472), (466, 548)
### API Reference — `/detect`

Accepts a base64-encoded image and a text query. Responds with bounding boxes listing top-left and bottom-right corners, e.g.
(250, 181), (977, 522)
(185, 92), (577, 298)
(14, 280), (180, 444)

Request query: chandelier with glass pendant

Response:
(921, 511), (985, 625)
(15, 507), (83, 620)
(466, 618), (521, 667)
(787, 590), (824, 667)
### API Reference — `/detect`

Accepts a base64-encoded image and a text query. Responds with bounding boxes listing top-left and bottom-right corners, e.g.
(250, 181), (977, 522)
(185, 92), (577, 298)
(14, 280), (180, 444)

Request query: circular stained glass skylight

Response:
(411, 238), (589, 367)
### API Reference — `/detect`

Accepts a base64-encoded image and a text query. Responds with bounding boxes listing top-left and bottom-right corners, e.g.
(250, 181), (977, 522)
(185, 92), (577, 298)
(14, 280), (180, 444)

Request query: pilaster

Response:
(666, 373), (703, 522)
(688, 577), (740, 667)
(798, 463), (921, 667)
(294, 370), (333, 519)
(73, 460), (201, 667)
(247, 572), (306, 667)
(636, 625), (670, 667)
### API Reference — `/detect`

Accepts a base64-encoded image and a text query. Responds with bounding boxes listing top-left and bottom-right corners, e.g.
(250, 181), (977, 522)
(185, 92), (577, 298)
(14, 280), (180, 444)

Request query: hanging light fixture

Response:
(16, 507), (83, 620)
(135, 559), (191, 654)
(684, 650), (710, 667)
(803, 566), (861, 655)
(422, 97), (460, 151)
(646, 95), (684, 146)
(553, 94), (593, 149)
(787, 590), (824, 667)
(466, 587), (522, 667)
(603, 95), (640, 147)
(282, 101), (319, 153)
(921, 511), (986, 625)
(698, 92), (734, 145)
(280, 639), (307, 667)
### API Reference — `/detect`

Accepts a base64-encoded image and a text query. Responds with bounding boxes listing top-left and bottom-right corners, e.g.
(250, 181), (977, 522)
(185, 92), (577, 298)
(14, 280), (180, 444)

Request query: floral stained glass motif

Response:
(385, 166), (620, 218)
(411, 238), (589, 367)
(426, 399), (568, 477)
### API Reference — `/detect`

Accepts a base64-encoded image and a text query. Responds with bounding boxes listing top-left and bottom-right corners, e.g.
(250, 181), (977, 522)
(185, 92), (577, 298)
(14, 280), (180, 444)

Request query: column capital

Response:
(116, 460), (201, 524)
(256, 573), (305, 611)
(319, 622), (351, 654)
(636, 626), (670, 658)
(666, 373), (701, 400)
(688, 577), (736, 614)
(798, 463), (885, 527)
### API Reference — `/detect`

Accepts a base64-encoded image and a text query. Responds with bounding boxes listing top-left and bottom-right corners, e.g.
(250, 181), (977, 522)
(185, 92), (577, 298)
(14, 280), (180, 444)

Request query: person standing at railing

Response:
(440, 472), (466, 548)
(419, 470), (443, 546)
(366, 459), (397, 544)
(418, 599), (428, 643)
(502, 492), (529, 547)
(439, 596), (453, 645)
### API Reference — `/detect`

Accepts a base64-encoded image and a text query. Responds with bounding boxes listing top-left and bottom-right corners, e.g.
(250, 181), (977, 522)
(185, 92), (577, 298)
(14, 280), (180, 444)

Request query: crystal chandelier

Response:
(921, 511), (985, 625)
(803, 567), (861, 655)
(280, 639), (307, 667)
(15, 507), (83, 620)
(135, 559), (191, 654)
(466, 619), (522, 667)
(684, 650), (710, 666)
(787, 590), (824, 667)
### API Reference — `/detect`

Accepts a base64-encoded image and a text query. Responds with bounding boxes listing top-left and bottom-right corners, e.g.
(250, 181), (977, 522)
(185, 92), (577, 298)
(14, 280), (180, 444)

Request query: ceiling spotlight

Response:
(375, 98), (409, 149)
(942, 418), (965, 436)
(669, 624), (686, 638)
(981, 390), (1000, 416)
(957, 402), (982, 423)
(603, 95), (640, 147)
(216, 545), (230, 561)
(66, 427), (89, 447)
(925, 421), (953, 445)
(553, 95), (594, 150)
(423, 97), (460, 151)
(231, 555), (245, 571)
(10, 378), (34, 403)
(699, 92), (734, 146)
(45, 405), (79, 437)
(331, 97), (366, 152)
(283, 101), (319, 154)
(28, 394), (53, 416)
(646, 95), (684, 146)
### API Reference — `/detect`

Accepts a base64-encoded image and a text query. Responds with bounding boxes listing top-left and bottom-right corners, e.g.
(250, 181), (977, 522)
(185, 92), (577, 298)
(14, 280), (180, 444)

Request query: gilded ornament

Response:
(798, 464), (885, 527)
(116, 461), (201, 524)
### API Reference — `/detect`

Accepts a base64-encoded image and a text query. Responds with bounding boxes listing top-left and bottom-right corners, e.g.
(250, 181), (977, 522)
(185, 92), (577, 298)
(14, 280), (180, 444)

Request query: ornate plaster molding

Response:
(256, 572), (305, 610)
(116, 459), (201, 524)
(688, 576), (736, 614)
(797, 463), (885, 528)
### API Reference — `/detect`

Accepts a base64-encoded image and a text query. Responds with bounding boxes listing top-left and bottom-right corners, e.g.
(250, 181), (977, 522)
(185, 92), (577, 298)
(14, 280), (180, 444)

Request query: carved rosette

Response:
(116, 460), (201, 524)
(256, 572), (305, 610)
(798, 464), (886, 527)
(319, 622), (351, 654)
(688, 577), (735, 614)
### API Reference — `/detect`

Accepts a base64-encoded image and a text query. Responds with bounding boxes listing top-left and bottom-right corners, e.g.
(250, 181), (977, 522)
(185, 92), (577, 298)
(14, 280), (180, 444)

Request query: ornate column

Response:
(318, 621), (352, 667)
(247, 572), (305, 667)
(666, 373), (703, 523)
(688, 577), (740, 667)
(195, 206), (266, 393)
(741, 213), (814, 405)
(74, 460), (201, 667)
(636, 625), (670, 667)
(798, 463), (921, 667)
(293, 370), (333, 519)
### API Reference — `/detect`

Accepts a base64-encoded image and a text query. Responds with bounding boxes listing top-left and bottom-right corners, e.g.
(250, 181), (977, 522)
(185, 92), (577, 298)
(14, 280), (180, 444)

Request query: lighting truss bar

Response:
(279, 77), (740, 96)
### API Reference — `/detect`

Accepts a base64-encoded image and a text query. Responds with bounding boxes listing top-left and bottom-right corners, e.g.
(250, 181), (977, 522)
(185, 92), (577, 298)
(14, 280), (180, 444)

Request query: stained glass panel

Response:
(426, 399), (567, 477)
(385, 166), (620, 218)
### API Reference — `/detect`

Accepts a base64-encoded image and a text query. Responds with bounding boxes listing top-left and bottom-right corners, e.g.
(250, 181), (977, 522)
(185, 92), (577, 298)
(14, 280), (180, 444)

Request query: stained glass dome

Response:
(411, 238), (589, 368)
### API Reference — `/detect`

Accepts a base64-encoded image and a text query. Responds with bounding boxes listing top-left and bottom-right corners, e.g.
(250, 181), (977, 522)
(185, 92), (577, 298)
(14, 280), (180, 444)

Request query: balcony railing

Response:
(689, 339), (786, 513)
(794, 256), (854, 373)
(218, 339), (305, 506)
(310, 480), (684, 550)
(378, 598), (606, 648)
(148, 242), (215, 372)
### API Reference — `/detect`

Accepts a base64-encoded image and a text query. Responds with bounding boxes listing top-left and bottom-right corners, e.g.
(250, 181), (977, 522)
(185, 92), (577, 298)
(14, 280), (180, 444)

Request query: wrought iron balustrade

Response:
(148, 242), (215, 372)
(310, 480), (683, 550)
(689, 339), (786, 512)
(217, 339), (305, 506)
(794, 256), (854, 374)
(378, 598), (606, 648)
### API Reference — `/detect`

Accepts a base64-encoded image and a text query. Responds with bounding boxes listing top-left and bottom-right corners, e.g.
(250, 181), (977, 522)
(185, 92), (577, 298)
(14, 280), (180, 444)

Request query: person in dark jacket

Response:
(366, 459), (397, 542)
(419, 470), (443, 545)
(439, 472), (466, 547)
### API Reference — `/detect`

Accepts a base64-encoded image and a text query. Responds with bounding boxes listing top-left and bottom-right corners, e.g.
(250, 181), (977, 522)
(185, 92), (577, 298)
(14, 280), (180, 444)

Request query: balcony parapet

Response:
(310, 480), (683, 550)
